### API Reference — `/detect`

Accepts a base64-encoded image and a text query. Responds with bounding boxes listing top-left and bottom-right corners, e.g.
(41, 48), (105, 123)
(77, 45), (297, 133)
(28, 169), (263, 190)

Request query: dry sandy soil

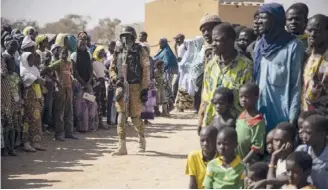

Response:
(1, 111), (199, 189)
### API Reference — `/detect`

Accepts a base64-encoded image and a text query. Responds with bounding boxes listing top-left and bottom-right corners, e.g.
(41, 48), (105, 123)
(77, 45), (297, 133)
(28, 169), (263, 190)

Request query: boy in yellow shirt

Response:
(185, 126), (218, 189)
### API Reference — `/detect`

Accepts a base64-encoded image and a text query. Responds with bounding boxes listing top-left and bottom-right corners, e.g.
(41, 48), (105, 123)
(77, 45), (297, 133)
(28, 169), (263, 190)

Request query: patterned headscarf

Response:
(93, 46), (105, 62)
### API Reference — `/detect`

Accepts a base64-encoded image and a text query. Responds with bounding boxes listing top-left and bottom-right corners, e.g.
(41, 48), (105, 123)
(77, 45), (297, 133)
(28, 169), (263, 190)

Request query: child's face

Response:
(200, 130), (216, 157)
(273, 129), (292, 154)
(239, 87), (258, 110)
(52, 47), (61, 58)
(266, 130), (274, 154)
(300, 121), (324, 147)
(45, 52), (52, 65)
(60, 49), (68, 60)
(286, 160), (307, 186)
(237, 31), (251, 50)
(212, 93), (229, 115)
(216, 132), (237, 157)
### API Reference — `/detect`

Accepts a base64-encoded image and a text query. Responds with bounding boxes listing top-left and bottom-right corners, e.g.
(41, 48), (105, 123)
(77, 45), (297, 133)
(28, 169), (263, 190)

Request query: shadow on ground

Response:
(1, 112), (196, 189)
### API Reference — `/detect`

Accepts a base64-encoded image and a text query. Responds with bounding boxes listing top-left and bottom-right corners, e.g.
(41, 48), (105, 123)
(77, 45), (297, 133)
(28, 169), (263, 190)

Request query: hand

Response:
(83, 84), (93, 93)
(248, 180), (267, 189)
(272, 142), (292, 159)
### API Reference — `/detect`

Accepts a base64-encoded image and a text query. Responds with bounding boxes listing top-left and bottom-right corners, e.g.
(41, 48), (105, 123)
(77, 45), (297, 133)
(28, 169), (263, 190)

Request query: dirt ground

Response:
(1, 111), (199, 189)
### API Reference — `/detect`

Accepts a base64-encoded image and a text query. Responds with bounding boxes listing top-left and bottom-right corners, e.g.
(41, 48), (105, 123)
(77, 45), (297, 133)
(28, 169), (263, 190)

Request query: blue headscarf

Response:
(154, 38), (178, 74)
(253, 3), (295, 79)
(67, 35), (77, 53)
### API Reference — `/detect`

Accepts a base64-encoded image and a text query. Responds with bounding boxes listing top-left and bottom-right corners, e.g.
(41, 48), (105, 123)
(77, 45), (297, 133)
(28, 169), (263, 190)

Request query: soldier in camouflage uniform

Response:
(109, 26), (149, 155)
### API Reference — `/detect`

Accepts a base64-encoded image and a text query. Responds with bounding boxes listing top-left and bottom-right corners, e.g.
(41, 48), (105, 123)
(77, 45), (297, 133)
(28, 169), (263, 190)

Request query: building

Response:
(144, 0), (263, 55)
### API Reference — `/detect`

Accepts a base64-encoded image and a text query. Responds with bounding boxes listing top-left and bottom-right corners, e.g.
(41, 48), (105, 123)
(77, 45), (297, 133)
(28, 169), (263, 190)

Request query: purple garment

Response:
(141, 88), (156, 120)
(73, 80), (99, 132)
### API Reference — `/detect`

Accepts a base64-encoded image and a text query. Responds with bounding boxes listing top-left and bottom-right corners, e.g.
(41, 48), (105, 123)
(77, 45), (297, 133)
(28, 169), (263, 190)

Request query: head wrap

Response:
(23, 26), (35, 36)
(154, 38), (178, 74)
(11, 29), (21, 36)
(35, 34), (48, 49)
(20, 52), (40, 87)
(67, 35), (77, 53)
(93, 46), (105, 62)
(200, 13), (222, 30)
(21, 36), (36, 50)
(55, 33), (68, 48)
(253, 3), (295, 79)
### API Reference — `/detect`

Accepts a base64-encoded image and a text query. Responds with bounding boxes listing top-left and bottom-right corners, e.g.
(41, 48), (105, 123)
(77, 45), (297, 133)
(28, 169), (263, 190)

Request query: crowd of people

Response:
(1, 1), (328, 189)
(184, 2), (328, 189)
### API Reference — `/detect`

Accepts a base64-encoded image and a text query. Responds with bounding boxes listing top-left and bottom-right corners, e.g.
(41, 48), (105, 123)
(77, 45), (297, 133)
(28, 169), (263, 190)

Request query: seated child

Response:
(210, 87), (235, 130)
(296, 115), (328, 189)
(249, 122), (296, 189)
(264, 129), (275, 163)
(203, 127), (246, 189)
(236, 83), (265, 164)
(185, 126), (219, 189)
(282, 151), (315, 189)
(245, 162), (268, 189)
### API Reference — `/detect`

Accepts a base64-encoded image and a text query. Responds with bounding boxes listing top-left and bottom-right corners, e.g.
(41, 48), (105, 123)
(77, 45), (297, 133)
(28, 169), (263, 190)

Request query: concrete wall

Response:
(145, 0), (218, 55)
(219, 4), (260, 27)
(144, 0), (261, 55)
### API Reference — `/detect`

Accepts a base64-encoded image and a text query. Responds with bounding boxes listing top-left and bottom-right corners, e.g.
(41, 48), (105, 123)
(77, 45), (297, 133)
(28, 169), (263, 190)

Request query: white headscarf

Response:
(20, 52), (40, 87)
(21, 36), (36, 50)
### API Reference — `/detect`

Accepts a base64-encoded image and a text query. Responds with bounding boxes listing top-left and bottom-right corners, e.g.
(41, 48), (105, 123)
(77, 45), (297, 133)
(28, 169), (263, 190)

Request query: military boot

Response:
(138, 136), (146, 153)
(112, 139), (127, 156)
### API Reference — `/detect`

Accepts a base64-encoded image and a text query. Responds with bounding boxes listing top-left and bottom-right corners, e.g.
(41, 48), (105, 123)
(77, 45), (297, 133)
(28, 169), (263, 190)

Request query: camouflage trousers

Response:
(115, 84), (144, 140)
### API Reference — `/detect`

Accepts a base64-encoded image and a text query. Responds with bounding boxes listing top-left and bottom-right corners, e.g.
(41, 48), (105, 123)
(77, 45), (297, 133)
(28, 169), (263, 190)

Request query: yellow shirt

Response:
(185, 150), (218, 189)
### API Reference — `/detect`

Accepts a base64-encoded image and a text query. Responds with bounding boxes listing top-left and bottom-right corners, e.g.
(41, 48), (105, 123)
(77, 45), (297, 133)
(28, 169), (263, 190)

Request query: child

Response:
(296, 115), (328, 189)
(210, 87), (235, 130)
(245, 162), (268, 189)
(264, 129), (275, 162)
(297, 110), (318, 144)
(42, 48), (78, 141)
(92, 46), (108, 130)
(252, 122), (296, 189)
(153, 60), (167, 116)
(282, 151), (315, 189)
(203, 127), (246, 189)
(185, 126), (219, 189)
(236, 83), (265, 164)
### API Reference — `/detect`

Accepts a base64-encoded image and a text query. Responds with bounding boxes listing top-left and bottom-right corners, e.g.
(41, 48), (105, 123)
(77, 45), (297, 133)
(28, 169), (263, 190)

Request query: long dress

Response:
(71, 51), (99, 132)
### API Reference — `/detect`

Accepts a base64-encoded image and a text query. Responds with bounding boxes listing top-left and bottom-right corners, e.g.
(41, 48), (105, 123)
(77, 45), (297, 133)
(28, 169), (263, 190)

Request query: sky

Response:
(1, 0), (153, 29)
(2, 0), (327, 29)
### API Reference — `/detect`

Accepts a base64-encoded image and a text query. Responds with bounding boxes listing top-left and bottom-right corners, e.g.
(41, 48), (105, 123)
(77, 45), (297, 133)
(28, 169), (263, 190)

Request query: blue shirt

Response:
(256, 39), (305, 131)
(296, 145), (328, 189)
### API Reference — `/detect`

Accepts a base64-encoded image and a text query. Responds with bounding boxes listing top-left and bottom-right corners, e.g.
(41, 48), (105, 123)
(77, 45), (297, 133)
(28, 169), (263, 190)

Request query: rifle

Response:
(121, 37), (130, 114)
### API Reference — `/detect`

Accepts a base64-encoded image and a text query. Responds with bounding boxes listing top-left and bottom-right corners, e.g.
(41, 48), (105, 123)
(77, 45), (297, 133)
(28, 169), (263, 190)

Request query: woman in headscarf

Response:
(154, 38), (178, 114)
(11, 29), (21, 36)
(92, 45), (107, 129)
(255, 3), (305, 132)
(20, 52), (46, 152)
(36, 34), (49, 65)
(1, 54), (22, 156)
(23, 26), (37, 41)
(71, 33), (98, 132)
